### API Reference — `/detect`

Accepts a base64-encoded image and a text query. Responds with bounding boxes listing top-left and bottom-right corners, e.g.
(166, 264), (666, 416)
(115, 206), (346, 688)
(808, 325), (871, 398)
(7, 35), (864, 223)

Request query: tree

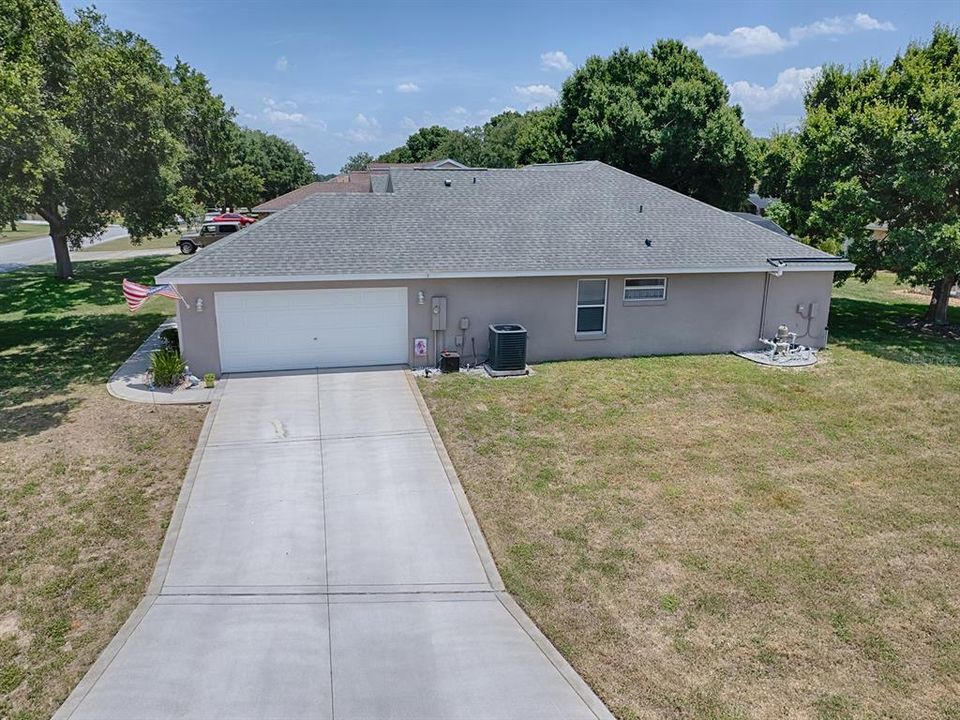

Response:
(0, 0), (67, 234)
(477, 109), (570, 167)
(1, 2), (192, 278)
(558, 42), (754, 209)
(218, 164), (263, 210)
(377, 125), (463, 164)
(512, 107), (571, 166)
(778, 26), (960, 324)
(236, 128), (316, 201)
(341, 152), (373, 173)
(172, 58), (235, 213)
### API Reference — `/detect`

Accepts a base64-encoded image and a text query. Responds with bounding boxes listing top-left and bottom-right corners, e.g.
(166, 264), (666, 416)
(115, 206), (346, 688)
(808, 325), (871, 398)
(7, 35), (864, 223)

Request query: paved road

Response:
(55, 368), (613, 720)
(0, 225), (129, 273)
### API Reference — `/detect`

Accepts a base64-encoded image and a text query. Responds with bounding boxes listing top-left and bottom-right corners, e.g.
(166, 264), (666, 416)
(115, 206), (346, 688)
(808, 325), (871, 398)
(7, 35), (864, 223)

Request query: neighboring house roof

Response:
(747, 193), (777, 211)
(252, 160), (467, 213)
(160, 161), (852, 283)
(728, 212), (791, 237)
(252, 171), (372, 213)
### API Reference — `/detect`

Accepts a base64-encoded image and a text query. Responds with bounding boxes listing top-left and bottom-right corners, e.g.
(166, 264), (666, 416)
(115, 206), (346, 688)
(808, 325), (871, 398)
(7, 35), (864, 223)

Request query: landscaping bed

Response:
(0, 257), (205, 720)
(419, 273), (959, 719)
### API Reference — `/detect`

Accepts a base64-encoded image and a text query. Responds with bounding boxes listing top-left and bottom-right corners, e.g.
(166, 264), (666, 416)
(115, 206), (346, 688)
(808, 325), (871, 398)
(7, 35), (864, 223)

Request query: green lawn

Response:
(0, 223), (49, 244)
(81, 230), (181, 253)
(0, 256), (205, 720)
(420, 273), (960, 720)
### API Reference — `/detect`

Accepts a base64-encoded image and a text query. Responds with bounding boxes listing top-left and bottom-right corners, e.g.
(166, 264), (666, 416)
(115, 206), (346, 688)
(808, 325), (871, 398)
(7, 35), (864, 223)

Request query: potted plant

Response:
(203, 373), (215, 388)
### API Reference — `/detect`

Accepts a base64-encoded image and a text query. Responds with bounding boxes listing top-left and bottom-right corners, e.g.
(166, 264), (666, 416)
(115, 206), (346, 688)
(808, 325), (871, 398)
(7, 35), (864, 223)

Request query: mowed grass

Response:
(0, 256), (205, 720)
(0, 223), (49, 244)
(420, 273), (960, 720)
(80, 230), (181, 253)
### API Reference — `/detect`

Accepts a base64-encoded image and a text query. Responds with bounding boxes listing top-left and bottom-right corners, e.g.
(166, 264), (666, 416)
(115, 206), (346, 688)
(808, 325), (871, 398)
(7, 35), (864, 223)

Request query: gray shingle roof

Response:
(159, 161), (849, 282)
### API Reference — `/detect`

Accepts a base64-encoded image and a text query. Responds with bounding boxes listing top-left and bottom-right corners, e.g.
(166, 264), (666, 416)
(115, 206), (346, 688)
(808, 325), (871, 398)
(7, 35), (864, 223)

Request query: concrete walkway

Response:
(55, 368), (612, 719)
(107, 319), (216, 405)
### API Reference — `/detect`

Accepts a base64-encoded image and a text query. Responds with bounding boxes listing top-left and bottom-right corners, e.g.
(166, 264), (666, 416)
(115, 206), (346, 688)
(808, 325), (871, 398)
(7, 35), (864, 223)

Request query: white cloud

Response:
(789, 13), (895, 41)
(450, 105), (468, 116)
(354, 113), (378, 128)
(728, 66), (822, 112)
(540, 50), (573, 71)
(400, 116), (418, 131)
(340, 113), (381, 143)
(396, 82), (420, 93)
(501, 106), (518, 114)
(274, 56), (288, 71)
(513, 84), (558, 108)
(688, 13), (895, 56)
(262, 97), (305, 123)
(688, 25), (791, 56)
(376, 88), (384, 95)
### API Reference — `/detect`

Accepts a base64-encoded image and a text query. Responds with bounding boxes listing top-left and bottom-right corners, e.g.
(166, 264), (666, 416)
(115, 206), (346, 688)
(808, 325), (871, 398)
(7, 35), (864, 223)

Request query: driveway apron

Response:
(55, 368), (613, 720)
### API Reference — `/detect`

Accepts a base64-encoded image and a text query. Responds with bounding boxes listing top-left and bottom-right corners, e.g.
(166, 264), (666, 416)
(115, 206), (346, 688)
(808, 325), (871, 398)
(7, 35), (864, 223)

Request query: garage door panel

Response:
(215, 288), (408, 372)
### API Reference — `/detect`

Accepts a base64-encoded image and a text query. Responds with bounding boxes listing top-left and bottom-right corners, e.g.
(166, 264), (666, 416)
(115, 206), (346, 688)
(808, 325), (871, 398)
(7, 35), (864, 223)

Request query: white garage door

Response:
(215, 287), (408, 372)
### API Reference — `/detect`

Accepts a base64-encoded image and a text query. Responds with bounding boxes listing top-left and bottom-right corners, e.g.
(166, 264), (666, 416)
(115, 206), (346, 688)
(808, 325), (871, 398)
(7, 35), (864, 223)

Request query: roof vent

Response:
(639, 204), (643, 213)
(644, 238), (652, 247)
(444, 178), (452, 187)
(473, 176), (477, 184)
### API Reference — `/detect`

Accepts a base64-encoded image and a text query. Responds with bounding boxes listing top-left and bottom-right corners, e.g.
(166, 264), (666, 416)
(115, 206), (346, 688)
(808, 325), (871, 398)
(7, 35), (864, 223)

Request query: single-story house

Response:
(157, 161), (853, 375)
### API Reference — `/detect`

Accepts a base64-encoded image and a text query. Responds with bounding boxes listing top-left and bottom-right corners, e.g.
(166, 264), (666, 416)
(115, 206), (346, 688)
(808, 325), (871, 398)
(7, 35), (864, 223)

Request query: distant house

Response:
(158, 161), (852, 375)
(368, 159), (467, 171)
(729, 211), (791, 237)
(866, 222), (888, 241)
(747, 193), (777, 216)
(252, 159), (467, 216)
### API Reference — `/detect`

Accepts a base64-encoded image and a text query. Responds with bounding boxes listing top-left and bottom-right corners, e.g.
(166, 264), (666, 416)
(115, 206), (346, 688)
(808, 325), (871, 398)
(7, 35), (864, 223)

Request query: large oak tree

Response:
(773, 26), (960, 324)
(558, 41), (754, 210)
(1, 1), (194, 278)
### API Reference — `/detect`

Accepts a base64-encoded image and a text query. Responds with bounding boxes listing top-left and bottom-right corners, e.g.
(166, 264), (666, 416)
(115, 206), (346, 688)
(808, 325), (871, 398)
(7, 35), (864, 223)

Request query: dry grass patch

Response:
(420, 275), (959, 720)
(0, 257), (205, 720)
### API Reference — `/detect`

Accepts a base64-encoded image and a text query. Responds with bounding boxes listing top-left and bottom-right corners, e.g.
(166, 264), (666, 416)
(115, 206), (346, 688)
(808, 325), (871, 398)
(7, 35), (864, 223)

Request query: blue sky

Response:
(61, 0), (958, 174)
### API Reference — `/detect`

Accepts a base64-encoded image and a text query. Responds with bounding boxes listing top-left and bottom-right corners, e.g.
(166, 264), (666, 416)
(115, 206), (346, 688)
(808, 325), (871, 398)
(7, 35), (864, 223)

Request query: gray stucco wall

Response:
(173, 271), (837, 376)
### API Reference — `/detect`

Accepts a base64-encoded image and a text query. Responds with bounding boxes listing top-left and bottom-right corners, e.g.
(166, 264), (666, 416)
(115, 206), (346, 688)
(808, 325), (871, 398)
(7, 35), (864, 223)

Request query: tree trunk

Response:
(37, 207), (73, 279)
(925, 274), (956, 326)
(51, 230), (73, 279)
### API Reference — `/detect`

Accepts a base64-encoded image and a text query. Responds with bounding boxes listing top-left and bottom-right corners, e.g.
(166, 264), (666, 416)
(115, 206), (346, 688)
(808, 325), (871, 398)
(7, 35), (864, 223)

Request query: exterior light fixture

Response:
(196, 298), (204, 312)
(417, 291), (425, 305)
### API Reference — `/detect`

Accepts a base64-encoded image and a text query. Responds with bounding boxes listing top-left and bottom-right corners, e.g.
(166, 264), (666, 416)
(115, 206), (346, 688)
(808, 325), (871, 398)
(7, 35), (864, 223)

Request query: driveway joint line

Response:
(316, 369), (337, 720)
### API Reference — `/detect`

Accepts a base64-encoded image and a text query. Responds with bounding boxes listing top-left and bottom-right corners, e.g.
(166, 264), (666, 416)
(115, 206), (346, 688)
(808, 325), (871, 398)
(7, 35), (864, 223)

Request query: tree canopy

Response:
(770, 25), (960, 324)
(559, 42), (753, 210)
(0, 0), (316, 278)
(341, 152), (373, 173)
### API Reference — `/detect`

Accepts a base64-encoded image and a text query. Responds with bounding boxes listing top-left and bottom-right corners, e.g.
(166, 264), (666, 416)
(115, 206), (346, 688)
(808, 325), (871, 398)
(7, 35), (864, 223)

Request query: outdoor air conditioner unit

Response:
(487, 324), (527, 371)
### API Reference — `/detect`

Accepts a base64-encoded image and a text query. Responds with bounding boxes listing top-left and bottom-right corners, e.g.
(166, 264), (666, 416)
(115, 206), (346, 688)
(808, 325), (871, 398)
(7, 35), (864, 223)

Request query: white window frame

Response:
(623, 277), (667, 303)
(575, 278), (608, 336)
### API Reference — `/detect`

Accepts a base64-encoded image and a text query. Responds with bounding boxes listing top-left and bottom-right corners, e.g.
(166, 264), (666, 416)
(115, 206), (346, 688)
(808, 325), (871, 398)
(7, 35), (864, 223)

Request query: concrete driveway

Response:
(55, 368), (613, 720)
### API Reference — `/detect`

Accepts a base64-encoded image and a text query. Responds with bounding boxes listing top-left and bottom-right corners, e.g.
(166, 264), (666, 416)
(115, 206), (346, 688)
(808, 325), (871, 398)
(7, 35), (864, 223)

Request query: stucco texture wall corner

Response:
(172, 271), (838, 375)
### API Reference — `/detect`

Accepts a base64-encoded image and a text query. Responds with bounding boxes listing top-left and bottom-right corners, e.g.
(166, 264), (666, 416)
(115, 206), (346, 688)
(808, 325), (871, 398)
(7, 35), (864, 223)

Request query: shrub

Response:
(159, 327), (179, 352)
(151, 349), (185, 386)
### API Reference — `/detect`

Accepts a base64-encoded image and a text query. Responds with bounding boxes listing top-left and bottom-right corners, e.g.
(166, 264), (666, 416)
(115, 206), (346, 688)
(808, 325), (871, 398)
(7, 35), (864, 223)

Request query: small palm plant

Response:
(151, 349), (185, 386)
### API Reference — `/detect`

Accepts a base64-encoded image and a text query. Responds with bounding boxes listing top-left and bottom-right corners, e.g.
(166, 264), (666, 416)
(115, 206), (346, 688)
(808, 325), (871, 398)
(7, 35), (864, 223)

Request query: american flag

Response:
(122, 278), (183, 312)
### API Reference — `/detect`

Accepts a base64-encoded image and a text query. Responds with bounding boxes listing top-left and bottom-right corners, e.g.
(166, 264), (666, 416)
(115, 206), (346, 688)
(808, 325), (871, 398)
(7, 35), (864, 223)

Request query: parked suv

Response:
(178, 221), (241, 254)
